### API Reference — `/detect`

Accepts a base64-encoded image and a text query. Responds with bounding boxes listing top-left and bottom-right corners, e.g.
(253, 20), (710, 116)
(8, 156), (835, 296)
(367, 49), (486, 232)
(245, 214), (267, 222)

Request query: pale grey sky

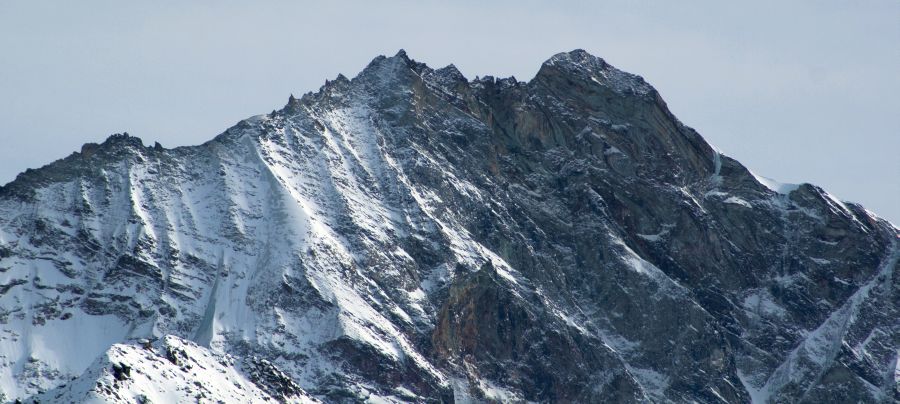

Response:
(1, 1), (897, 222)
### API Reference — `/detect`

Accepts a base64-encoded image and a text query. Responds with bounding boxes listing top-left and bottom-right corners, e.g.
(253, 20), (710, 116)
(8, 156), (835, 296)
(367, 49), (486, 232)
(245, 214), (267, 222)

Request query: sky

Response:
(1, 1), (897, 222)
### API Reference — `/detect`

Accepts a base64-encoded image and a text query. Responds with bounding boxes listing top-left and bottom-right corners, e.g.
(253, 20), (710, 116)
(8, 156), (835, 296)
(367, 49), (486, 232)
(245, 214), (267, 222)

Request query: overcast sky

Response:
(1, 1), (897, 222)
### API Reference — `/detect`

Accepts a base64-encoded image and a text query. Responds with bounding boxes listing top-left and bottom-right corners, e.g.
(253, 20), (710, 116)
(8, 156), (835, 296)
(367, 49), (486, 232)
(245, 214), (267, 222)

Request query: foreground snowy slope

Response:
(28, 336), (319, 403)
(0, 50), (896, 403)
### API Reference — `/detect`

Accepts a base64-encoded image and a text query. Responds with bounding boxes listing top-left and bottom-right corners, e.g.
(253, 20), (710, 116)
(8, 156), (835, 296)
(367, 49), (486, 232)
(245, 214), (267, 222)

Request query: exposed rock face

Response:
(0, 50), (896, 403)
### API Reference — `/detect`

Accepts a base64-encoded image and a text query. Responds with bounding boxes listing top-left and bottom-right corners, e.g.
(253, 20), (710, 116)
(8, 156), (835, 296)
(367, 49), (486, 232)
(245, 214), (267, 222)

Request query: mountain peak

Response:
(534, 49), (653, 96)
(363, 49), (421, 71)
(100, 132), (143, 148)
(543, 48), (608, 69)
(433, 64), (466, 82)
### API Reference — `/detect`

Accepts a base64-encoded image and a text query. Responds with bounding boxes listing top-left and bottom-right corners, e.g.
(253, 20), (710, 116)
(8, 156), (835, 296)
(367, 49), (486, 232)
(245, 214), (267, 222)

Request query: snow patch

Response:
(750, 172), (800, 195)
(724, 196), (752, 208)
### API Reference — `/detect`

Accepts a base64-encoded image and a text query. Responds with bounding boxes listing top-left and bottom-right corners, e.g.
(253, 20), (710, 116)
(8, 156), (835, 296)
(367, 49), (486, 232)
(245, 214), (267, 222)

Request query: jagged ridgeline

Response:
(0, 50), (896, 403)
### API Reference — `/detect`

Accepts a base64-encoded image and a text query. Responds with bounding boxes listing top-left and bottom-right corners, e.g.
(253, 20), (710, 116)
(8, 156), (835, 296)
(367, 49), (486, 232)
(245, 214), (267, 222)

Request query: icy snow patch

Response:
(743, 291), (788, 318)
(750, 172), (800, 195)
(724, 196), (753, 208)
(636, 223), (674, 242)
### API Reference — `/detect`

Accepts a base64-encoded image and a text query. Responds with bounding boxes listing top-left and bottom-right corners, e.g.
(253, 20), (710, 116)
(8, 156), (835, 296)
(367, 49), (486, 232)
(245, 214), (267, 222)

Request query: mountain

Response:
(0, 49), (896, 403)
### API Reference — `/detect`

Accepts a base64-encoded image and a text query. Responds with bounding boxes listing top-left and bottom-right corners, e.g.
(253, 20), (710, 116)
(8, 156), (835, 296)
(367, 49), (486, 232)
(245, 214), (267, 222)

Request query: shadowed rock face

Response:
(432, 263), (645, 402)
(0, 50), (896, 403)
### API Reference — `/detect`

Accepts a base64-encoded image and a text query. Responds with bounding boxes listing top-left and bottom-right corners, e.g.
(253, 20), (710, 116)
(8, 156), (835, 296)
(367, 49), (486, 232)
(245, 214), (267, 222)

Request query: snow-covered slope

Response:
(0, 50), (896, 403)
(27, 335), (319, 403)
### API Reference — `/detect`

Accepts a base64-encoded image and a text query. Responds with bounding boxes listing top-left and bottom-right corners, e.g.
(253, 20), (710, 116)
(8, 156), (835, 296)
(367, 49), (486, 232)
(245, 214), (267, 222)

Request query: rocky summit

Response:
(0, 50), (896, 403)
